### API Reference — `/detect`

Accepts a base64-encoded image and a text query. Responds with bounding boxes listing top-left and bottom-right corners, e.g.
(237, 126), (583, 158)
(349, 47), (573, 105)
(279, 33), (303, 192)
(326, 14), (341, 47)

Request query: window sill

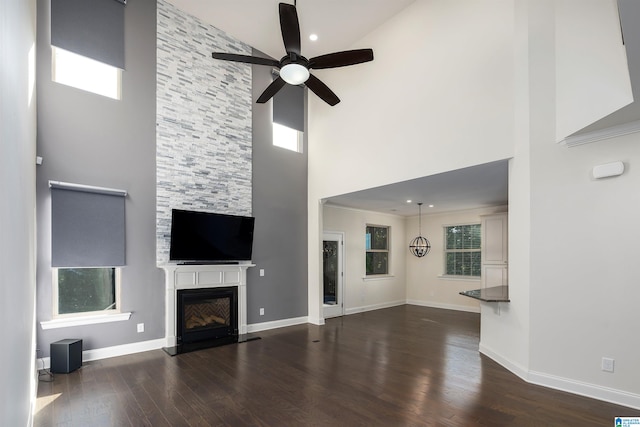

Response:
(437, 275), (481, 282)
(40, 312), (132, 330)
(362, 274), (395, 281)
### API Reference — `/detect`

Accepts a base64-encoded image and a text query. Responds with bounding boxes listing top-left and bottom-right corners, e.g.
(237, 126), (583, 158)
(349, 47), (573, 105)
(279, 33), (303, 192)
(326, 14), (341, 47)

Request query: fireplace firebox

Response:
(176, 287), (238, 345)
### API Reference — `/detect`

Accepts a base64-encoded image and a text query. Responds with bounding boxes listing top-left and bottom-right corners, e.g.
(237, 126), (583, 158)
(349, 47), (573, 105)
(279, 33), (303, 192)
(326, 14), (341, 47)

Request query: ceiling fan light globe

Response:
(280, 63), (310, 85)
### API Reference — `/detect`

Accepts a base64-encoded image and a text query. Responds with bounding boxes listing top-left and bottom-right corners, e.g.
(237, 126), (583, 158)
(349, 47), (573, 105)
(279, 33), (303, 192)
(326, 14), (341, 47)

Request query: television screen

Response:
(169, 209), (255, 263)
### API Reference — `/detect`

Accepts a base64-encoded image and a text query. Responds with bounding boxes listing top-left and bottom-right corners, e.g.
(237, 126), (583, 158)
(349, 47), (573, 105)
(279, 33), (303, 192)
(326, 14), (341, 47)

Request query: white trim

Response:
(344, 300), (405, 315)
(437, 275), (481, 282)
(528, 370), (640, 410)
(560, 119), (640, 148)
(161, 264), (254, 347)
(40, 312), (131, 330)
(479, 342), (530, 382)
(479, 342), (640, 410)
(307, 316), (325, 326)
(362, 274), (395, 281)
(247, 316), (309, 333)
(407, 299), (480, 313)
(38, 338), (165, 369)
(323, 203), (405, 219)
(48, 180), (127, 197)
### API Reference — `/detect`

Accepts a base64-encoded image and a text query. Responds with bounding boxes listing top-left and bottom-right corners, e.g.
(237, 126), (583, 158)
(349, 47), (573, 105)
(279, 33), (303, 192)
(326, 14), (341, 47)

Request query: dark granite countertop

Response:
(459, 285), (510, 302)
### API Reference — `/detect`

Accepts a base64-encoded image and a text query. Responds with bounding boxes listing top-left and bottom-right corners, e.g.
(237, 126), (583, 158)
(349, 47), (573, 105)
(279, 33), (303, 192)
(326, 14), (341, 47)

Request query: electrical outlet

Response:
(259, 308), (264, 316)
(602, 357), (614, 372)
(260, 269), (265, 277)
(137, 323), (144, 333)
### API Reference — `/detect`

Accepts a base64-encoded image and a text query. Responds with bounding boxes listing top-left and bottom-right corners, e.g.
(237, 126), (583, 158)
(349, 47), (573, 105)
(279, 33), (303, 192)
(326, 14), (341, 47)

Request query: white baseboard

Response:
(38, 338), (165, 370)
(528, 370), (640, 410)
(480, 342), (640, 410)
(247, 316), (309, 333)
(407, 299), (481, 314)
(37, 316), (314, 370)
(479, 342), (530, 381)
(307, 316), (325, 326)
(344, 300), (405, 315)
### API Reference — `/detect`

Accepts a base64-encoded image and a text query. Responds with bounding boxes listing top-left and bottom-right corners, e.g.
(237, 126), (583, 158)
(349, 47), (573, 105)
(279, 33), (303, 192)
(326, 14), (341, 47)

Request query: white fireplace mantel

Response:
(161, 263), (254, 348)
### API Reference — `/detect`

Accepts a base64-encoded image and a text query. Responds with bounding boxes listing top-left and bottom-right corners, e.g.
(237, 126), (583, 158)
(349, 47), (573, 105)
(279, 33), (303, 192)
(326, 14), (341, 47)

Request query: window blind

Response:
(51, 0), (125, 69)
(50, 181), (126, 267)
(273, 83), (305, 132)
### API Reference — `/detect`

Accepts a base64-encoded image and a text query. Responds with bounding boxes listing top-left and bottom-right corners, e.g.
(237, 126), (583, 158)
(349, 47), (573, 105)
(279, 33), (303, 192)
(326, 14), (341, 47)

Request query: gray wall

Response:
(248, 56), (308, 323)
(34, 0), (308, 362)
(36, 0), (163, 356)
(0, 0), (37, 424)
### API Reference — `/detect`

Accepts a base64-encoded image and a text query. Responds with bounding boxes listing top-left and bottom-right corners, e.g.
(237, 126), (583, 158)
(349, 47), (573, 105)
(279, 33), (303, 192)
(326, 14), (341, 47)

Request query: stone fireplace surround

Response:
(162, 263), (254, 348)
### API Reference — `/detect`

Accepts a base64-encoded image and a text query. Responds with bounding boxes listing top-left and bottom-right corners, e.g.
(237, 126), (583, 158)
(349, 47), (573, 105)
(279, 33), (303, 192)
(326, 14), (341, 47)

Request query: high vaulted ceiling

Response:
(166, 1), (639, 217)
(166, 0), (417, 60)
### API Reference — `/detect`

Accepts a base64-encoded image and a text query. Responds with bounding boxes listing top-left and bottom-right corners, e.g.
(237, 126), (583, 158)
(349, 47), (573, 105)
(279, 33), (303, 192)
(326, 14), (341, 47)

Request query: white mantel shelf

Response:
(160, 263), (255, 348)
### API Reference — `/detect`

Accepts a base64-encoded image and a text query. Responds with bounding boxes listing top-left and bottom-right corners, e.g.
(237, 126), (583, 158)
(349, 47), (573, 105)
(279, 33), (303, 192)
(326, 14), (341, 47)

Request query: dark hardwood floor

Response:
(35, 305), (634, 426)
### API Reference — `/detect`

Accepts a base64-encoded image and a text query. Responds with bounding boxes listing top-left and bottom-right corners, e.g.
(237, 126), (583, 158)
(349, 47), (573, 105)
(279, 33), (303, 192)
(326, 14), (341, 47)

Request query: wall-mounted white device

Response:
(592, 161), (624, 179)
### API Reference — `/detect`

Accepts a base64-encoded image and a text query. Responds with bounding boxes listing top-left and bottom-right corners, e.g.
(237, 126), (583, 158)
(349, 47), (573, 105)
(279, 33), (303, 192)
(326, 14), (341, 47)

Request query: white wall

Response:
(308, 0), (516, 324)
(406, 206), (507, 313)
(0, 0), (38, 424)
(309, 0), (640, 409)
(323, 205), (407, 313)
(529, 132), (640, 407)
(555, 0), (632, 140)
(482, 0), (640, 408)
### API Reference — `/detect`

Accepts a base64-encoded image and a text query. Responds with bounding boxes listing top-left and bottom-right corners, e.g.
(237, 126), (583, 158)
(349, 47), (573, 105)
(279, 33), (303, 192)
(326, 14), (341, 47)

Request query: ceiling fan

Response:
(211, 2), (374, 106)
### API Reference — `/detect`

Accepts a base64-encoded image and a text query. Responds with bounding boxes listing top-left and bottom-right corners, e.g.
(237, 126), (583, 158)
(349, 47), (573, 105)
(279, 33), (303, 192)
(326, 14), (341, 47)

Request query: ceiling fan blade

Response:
(279, 3), (301, 55)
(257, 76), (287, 103)
(308, 49), (374, 70)
(305, 74), (340, 106)
(212, 52), (280, 67)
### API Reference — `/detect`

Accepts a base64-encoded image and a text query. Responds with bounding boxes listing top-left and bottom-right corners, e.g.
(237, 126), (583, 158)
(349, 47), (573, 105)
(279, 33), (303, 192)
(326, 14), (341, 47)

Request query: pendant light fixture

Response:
(409, 202), (431, 257)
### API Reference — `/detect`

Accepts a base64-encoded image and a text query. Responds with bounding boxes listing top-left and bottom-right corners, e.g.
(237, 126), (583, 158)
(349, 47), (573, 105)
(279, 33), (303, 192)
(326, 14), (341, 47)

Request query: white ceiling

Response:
(166, 0), (417, 60)
(325, 160), (510, 217)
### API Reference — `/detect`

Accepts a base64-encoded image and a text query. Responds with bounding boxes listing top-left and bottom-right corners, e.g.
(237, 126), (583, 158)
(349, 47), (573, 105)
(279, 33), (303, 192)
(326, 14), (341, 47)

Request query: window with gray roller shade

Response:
(51, 0), (125, 69)
(273, 84), (304, 132)
(50, 182), (126, 267)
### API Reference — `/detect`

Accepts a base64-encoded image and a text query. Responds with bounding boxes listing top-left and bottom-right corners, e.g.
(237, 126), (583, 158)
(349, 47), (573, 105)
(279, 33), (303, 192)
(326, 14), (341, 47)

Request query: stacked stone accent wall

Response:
(156, 0), (253, 263)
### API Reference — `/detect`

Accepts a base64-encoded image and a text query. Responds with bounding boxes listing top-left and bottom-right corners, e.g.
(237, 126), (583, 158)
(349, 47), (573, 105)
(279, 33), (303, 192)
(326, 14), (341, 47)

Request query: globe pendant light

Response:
(409, 203), (431, 257)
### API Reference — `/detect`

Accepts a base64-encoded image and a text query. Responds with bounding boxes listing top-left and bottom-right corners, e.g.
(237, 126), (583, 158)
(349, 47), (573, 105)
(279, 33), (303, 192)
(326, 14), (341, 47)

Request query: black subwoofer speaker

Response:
(50, 338), (82, 373)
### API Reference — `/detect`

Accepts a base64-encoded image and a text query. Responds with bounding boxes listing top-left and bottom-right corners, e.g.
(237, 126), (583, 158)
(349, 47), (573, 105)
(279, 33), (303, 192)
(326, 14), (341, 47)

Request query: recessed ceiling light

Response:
(406, 199), (412, 203)
(309, 34), (318, 41)
(428, 204), (434, 208)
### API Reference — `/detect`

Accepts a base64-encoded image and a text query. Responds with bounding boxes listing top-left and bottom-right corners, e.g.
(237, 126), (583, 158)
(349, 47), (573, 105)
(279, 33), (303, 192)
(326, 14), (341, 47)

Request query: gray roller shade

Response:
(51, 0), (125, 69)
(273, 83), (304, 132)
(50, 182), (126, 267)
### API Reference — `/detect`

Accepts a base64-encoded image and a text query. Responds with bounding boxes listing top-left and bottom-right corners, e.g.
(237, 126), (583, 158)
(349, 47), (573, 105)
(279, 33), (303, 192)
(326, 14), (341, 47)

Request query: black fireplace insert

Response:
(176, 286), (238, 345)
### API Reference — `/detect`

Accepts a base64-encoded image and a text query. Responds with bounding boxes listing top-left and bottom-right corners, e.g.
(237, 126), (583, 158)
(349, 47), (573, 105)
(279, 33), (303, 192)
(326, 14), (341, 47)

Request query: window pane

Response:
(445, 251), (481, 276)
(273, 122), (301, 152)
(366, 252), (388, 275)
(445, 224), (480, 250)
(366, 226), (388, 250)
(52, 47), (121, 100)
(58, 268), (116, 314)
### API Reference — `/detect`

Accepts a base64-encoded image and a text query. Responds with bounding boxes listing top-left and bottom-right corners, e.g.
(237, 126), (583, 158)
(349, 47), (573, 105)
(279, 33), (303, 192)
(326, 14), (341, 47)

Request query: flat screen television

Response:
(169, 209), (255, 264)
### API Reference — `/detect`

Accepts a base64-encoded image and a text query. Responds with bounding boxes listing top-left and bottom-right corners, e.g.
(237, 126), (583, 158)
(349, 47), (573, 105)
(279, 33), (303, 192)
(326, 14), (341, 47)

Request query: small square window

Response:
(52, 46), (121, 100)
(273, 122), (302, 153)
(53, 267), (121, 317)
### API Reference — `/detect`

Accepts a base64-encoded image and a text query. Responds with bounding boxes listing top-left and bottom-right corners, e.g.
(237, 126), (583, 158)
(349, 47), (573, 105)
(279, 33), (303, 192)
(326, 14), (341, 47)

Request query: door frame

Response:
(322, 231), (345, 319)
